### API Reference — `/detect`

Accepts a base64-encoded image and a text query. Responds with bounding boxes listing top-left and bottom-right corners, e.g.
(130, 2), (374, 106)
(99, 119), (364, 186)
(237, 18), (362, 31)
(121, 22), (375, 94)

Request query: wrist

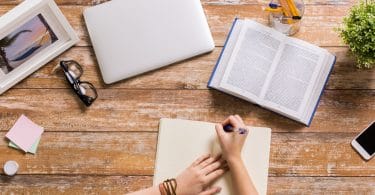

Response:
(226, 155), (243, 165)
(159, 179), (177, 195)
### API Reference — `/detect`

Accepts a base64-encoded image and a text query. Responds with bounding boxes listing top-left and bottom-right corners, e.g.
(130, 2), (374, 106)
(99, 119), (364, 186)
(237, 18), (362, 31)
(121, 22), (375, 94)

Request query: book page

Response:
(0, 69), (5, 79)
(301, 54), (335, 124)
(262, 38), (326, 116)
(219, 20), (285, 102)
(208, 19), (244, 88)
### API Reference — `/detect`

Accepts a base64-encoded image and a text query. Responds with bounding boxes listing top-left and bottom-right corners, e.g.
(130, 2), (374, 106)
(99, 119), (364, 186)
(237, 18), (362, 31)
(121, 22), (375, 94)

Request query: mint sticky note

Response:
(9, 136), (41, 154)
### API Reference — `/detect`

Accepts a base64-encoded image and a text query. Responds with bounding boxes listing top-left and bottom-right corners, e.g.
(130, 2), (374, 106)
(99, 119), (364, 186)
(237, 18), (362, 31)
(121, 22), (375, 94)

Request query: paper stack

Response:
(5, 115), (44, 154)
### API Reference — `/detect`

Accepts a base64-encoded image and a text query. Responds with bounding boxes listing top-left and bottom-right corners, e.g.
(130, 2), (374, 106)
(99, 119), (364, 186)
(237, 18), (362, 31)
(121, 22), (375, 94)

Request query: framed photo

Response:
(0, 0), (79, 95)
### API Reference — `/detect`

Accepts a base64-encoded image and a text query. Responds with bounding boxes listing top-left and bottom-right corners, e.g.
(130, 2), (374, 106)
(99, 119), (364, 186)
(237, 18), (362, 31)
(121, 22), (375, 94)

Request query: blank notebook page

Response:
(154, 118), (271, 195)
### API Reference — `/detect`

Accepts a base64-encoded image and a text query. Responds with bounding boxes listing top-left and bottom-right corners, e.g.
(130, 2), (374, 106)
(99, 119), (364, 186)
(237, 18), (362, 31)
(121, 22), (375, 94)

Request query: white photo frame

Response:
(0, 0), (79, 95)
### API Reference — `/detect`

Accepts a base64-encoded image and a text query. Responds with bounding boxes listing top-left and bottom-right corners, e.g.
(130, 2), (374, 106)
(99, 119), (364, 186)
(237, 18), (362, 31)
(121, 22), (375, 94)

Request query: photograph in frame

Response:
(0, 14), (58, 74)
(0, 0), (79, 95)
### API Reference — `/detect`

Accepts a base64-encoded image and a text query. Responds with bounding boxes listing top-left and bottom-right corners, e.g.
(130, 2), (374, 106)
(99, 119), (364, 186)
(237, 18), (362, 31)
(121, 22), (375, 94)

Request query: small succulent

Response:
(339, 0), (375, 69)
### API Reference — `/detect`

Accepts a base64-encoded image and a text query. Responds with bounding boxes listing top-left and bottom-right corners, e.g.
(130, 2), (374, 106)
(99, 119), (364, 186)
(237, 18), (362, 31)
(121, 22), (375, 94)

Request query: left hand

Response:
(175, 154), (228, 195)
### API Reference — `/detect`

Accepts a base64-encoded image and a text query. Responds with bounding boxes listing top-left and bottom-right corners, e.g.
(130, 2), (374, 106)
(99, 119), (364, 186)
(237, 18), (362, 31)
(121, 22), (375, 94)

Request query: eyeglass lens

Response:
(78, 82), (97, 99)
(65, 61), (83, 79)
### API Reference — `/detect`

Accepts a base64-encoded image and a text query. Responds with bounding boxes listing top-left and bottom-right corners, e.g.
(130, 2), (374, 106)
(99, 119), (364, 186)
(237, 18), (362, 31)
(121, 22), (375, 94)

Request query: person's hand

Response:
(175, 154), (228, 195)
(215, 115), (249, 163)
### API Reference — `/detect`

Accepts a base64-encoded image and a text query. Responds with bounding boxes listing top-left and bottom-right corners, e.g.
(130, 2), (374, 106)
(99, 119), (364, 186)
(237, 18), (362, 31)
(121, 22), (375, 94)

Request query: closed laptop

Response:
(84, 0), (215, 84)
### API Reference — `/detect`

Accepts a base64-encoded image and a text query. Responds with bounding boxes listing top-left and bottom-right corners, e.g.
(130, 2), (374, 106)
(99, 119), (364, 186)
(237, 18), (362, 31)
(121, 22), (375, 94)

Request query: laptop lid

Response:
(84, 0), (215, 84)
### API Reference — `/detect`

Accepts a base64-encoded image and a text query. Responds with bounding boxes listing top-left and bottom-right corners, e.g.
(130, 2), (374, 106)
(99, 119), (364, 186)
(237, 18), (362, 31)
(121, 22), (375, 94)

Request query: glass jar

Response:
(268, 0), (305, 36)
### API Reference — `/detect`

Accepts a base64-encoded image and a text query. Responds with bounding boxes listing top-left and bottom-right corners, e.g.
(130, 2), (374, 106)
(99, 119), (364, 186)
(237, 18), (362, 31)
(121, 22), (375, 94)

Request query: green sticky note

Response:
(9, 136), (41, 154)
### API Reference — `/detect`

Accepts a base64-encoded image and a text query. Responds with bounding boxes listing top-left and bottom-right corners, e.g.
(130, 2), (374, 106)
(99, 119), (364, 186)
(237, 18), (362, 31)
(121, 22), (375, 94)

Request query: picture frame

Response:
(0, 0), (79, 95)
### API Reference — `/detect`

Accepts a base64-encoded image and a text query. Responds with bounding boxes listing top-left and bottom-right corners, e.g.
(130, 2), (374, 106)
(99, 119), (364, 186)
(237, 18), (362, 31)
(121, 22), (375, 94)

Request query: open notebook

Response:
(154, 118), (272, 195)
(208, 19), (336, 126)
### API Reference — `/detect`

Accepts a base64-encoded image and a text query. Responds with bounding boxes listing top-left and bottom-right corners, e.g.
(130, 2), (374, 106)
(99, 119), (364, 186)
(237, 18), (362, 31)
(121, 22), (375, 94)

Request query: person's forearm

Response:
(228, 157), (258, 195)
(126, 186), (160, 195)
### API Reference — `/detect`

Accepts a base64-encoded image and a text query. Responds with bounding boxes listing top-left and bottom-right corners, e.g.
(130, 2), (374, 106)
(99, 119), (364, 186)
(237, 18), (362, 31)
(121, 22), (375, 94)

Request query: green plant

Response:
(339, 0), (375, 69)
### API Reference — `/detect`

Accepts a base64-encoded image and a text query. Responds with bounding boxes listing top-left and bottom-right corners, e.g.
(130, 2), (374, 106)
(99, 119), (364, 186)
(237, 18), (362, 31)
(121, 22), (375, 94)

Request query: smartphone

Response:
(351, 121), (375, 160)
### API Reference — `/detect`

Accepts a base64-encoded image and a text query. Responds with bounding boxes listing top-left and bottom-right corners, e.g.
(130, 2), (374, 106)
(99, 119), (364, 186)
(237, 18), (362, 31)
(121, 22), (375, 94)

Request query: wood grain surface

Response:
(8, 47), (375, 90)
(0, 4), (352, 47)
(0, 0), (374, 194)
(1, 176), (374, 194)
(0, 90), (373, 133)
(0, 0), (360, 6)
(1, 132), (375, 176)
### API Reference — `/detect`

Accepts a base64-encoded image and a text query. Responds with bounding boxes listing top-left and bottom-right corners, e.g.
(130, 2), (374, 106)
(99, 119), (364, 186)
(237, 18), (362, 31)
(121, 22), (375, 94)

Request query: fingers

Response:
(202, 158), (226, 175)
(199, 187), (222, 195)
(215, 124), (225, 139)
(197, 155), (220, 169)
(205, 167), (228, 183)
(222, 115), (241, 128)
(234, 114), (244, 124)
(192, 154), (211, 167)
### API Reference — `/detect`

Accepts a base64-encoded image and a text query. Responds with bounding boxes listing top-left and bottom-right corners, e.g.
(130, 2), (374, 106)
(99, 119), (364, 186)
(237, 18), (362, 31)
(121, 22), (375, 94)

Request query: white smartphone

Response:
(351, 121), (375, 160)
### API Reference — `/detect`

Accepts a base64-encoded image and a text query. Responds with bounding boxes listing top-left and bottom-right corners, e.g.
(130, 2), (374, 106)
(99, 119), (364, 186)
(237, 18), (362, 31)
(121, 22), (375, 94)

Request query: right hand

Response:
(215, 115), (249, 162)
(175, 154), (228, 195)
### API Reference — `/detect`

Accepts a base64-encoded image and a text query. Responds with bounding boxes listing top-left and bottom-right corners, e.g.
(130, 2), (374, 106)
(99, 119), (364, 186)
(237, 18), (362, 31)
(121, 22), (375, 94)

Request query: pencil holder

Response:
(268, 0), (305, 36)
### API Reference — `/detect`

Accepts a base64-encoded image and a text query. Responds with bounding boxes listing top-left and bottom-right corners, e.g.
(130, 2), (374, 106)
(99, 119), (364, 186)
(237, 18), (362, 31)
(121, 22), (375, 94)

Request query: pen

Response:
(223, 124), (248, 134)
(224, 124), (234, 132)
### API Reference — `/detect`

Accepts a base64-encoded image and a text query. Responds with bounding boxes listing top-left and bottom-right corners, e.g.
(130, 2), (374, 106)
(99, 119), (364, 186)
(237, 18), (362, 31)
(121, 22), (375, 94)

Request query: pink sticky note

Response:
(5, 115), (44, 152)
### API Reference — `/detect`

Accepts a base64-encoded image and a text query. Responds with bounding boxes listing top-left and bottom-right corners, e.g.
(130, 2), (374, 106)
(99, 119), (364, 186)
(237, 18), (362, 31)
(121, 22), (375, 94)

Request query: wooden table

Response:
(1, 0), (374, 194)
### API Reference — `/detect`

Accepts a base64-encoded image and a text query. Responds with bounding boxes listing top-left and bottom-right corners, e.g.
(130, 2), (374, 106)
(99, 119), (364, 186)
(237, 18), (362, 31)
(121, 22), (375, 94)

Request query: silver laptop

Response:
(84, 0), (215, 84)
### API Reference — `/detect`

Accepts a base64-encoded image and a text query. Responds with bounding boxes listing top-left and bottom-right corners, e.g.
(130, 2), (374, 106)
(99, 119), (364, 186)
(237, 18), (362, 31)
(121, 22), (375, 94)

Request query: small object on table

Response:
(264, 7), (283, 13)
(3, 161), (19, 176)
(267, 0), (305, 35)
(60, 60), (98, 107)
(9, 136), (42, 154)
(268, 0), (280, 8)
(224, 124), (248, 134)
(5, 115), (44, 153)
(224, 124), (234, 132)
(278, 0), (294, 24)
(285, 0), (301, 19)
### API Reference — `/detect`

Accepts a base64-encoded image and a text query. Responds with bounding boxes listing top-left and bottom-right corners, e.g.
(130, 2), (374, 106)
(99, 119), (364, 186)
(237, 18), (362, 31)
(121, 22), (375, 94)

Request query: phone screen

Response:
(356, 122), (375, 155)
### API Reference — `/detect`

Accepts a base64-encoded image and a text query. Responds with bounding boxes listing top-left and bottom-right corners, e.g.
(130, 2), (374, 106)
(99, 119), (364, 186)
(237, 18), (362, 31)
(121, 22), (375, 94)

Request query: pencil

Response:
(285, 0), (301, 19)
(279, 0), (293, 24)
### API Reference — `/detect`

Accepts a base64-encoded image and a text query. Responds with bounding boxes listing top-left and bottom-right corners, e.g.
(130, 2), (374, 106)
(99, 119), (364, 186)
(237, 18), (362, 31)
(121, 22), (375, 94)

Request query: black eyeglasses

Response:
(60, 60), (98, 106)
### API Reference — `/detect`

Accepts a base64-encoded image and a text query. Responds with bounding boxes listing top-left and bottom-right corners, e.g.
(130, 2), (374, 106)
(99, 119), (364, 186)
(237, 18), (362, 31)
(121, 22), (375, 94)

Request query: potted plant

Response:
(339, 0), (374, 69)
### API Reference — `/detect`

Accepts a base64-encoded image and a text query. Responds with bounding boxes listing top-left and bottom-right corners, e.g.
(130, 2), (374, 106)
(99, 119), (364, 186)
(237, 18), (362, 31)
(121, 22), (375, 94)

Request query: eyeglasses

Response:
(60, 60), (97, 106)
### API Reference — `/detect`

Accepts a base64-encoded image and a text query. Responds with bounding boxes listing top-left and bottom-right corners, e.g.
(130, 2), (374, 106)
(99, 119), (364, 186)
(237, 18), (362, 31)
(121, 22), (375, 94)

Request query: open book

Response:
(208, 19), (336, 126)
(154, 118), (272, 195)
